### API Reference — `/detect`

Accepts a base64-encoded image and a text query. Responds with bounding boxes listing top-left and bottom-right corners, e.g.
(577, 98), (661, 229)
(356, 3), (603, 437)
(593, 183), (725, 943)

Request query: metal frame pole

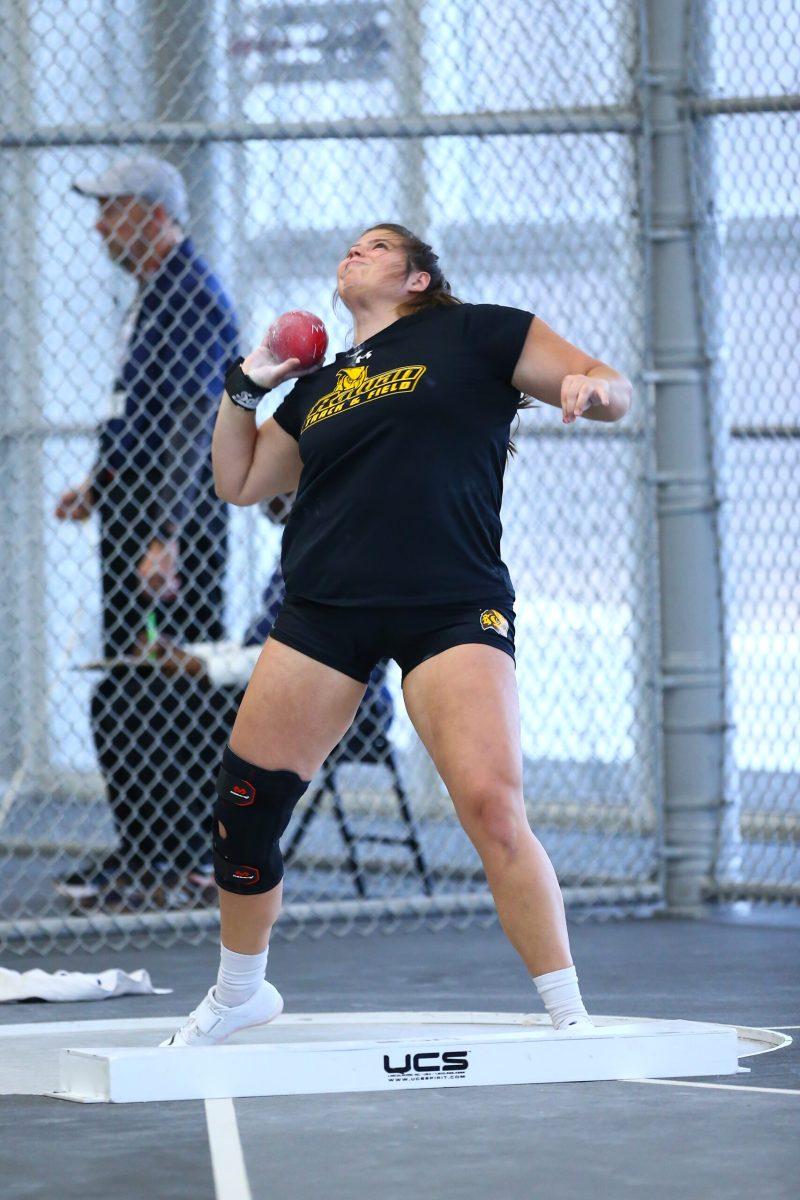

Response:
(641, 0), (728, 912)
(393, 0), (427, 231)
(0, 0), (50, 794)
(145, 0), (218, 259)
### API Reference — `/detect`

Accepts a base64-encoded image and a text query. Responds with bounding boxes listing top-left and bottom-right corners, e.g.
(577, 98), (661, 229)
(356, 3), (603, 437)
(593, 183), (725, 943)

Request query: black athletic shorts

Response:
(268, 595), (516, 685)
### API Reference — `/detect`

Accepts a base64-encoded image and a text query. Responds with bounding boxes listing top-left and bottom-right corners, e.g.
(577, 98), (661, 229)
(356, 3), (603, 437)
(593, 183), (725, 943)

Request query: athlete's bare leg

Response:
(219, 637), (366, 953)
(402, 643), (573, 976)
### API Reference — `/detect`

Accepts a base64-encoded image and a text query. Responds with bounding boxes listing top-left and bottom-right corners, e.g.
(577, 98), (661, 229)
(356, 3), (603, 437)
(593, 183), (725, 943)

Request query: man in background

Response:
(54, 154), (239, 903)
(56, 154), (238, 653)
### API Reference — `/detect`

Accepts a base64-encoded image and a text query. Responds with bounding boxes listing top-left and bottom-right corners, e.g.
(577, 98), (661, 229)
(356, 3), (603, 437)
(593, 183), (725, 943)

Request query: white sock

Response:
(213, 943), (269, 1008)
(532, 964), (592, 1029)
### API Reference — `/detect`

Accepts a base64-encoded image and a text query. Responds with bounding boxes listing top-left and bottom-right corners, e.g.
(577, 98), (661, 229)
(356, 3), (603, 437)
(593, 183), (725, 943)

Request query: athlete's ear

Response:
(408, 270), (431, 294)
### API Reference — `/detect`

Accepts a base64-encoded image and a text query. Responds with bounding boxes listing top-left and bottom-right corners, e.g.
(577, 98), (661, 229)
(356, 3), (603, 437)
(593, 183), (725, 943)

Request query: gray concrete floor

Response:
(1, 914), (798, 1200)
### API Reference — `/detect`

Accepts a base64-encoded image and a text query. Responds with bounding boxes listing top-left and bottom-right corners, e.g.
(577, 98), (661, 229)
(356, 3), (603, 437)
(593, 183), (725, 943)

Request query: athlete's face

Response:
(336, 229), (429, 308)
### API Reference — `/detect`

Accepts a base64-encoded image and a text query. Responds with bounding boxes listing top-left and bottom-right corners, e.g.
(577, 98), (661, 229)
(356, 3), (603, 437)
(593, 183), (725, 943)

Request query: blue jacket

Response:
(95, 237), (239, 535)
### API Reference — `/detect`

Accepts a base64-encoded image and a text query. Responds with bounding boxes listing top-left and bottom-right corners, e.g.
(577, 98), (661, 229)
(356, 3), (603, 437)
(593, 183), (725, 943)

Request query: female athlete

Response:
(162, 223), (632, 1046)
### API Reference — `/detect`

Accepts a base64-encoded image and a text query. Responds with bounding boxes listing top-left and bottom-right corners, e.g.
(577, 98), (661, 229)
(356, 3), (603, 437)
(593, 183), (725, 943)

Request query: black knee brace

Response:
(213, 744), (311, 895)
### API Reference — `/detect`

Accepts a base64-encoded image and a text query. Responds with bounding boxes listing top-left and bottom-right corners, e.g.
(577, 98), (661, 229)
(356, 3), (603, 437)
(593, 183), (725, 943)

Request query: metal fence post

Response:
(642, 0), (727, 912)
(145, 0), (220, 262)
(0, 0), (50, 791)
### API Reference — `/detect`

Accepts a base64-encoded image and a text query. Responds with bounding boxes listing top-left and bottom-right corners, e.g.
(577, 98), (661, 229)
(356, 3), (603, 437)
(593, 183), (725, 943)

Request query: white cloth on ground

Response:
(0, 966), (172, 1002)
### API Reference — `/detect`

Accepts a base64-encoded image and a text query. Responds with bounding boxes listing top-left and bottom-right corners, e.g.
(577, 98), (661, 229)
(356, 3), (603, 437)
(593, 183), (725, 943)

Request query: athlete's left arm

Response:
(510, 317), (633, 423)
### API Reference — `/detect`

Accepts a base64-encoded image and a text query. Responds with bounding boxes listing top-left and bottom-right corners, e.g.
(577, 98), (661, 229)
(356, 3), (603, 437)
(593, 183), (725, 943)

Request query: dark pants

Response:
(90, 667), (244, 875)
(91, 469), (231, 875)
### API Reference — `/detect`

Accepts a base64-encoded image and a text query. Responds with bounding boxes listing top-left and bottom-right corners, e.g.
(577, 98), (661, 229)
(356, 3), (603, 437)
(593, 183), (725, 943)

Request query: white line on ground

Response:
(771, 1025), (800, 1030)
(621, 1079), (800, 1096)
(205, 1098), (252, 1200)
(0, 1018), (171, 1037)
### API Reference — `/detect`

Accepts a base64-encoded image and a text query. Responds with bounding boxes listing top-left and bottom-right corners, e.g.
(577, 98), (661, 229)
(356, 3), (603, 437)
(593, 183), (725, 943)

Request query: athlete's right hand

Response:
(241, 336), (322, 390)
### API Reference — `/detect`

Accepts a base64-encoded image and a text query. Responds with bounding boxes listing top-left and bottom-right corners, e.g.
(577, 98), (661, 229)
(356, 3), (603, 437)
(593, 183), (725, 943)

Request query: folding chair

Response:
(282, 732), (435, 897)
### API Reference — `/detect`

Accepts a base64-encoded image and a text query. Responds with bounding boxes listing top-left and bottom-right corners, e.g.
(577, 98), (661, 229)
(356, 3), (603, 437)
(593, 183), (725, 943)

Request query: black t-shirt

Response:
(271, 302), (534, 606)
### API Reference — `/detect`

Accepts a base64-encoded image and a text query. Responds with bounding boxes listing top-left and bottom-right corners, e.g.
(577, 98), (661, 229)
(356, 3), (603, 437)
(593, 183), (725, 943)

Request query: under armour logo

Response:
(349, 350), (372, 364)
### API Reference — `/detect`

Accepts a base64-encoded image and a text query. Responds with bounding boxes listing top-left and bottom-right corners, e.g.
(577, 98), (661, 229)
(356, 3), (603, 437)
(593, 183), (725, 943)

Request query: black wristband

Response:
(225, 356), (271, 410)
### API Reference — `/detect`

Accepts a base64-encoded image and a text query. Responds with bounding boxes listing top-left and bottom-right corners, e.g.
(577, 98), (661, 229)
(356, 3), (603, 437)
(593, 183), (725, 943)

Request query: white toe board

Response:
(54, 1016), (743, 1104)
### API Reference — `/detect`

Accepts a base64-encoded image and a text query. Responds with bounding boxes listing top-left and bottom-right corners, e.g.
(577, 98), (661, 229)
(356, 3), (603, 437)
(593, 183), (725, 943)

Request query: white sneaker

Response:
(159, 979), (284, 1047)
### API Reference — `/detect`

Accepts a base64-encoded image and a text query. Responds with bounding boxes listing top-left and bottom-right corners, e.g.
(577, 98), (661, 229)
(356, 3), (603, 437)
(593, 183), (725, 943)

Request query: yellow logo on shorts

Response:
(480, 609), (509, 638)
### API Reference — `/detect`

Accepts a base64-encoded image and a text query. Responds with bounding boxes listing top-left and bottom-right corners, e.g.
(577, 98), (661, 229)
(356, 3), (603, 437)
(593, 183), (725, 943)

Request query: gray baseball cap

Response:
(72, 155), (189, 225)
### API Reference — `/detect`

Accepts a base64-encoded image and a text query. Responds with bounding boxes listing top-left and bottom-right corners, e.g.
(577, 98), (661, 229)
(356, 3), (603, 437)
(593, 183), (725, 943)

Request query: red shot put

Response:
(267, 310), (328, 370)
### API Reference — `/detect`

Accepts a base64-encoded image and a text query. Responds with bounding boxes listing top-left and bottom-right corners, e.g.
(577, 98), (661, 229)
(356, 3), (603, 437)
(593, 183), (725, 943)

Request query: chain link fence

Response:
(2, 0), (794, 956)
(686, 0), (800, 904)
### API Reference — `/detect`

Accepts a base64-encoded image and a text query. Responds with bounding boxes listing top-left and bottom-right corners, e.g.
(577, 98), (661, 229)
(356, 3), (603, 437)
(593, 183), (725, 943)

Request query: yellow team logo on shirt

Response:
(334, 366), (370, 392)
(480, 609), (509, 638)
(301, 363), (427, 433)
